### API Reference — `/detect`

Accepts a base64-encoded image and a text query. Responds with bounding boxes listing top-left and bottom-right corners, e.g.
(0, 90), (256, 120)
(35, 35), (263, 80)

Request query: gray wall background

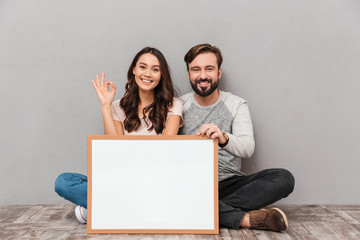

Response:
(1, 0), (360, 205)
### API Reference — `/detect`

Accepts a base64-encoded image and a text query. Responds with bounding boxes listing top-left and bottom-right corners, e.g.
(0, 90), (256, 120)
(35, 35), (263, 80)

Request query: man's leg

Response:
(219, 200), (246, 229)
(219, 168), (295, 230)
(54, 172), (88, 208)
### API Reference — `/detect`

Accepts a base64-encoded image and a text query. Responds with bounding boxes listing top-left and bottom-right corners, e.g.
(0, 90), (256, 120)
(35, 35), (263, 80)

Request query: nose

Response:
(199, 69), (207, 79)
(145, 68), (151, 77)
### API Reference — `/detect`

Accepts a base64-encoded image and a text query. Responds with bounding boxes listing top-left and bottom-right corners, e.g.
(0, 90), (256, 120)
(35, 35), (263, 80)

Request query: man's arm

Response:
(224, 101), (255, 158)
(197, 101), (255, 158)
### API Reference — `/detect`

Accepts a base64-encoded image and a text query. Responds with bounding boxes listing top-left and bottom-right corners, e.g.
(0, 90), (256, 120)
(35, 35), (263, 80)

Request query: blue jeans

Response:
(219, 168), (295, 229)
(55, 173), (88, 208)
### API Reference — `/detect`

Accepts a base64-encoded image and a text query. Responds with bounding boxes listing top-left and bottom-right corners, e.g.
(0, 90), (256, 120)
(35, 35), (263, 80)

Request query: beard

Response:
(190, 78), (219, 97)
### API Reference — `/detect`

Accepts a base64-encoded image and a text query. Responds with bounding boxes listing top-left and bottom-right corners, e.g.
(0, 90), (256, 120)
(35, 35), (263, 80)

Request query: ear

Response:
(218, 67), (222, 79)
(187, 70), (190, 78)
(132, 66), (135, 75)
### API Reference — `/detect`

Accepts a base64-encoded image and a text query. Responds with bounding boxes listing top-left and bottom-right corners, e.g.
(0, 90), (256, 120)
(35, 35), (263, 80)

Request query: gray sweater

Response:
(179, 91), (255, 181)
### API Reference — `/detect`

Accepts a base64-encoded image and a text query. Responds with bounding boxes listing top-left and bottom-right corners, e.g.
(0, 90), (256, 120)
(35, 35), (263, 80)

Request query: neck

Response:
(139, 89), (154, 103)
(194, 89), (220, 106)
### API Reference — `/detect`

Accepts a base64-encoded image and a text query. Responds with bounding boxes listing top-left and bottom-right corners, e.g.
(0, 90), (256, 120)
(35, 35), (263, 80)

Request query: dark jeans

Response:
(219, 168), (295, 229)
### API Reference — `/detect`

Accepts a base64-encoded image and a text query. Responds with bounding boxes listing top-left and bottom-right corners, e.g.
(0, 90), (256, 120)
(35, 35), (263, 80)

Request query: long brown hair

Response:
(120, 47), (175, 134)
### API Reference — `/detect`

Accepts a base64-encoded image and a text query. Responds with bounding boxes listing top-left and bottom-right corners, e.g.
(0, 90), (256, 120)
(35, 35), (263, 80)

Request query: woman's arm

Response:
(113, 120), (124, 135)
(163, 115), (181, 135)
(99, 105), (124, 135)
(163, 98), (183, 135)
(91, 72), (123, 135)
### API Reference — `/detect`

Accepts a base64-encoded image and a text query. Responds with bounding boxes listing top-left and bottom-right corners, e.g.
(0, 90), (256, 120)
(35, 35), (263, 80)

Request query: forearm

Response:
(223, 133), (255, 158)
(163, 115), (181, 135)
(101, 104), (121, 135)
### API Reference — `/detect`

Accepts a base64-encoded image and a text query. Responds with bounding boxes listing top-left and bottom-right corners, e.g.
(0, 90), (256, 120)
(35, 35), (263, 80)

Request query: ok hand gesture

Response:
(91, 72), (116, 106)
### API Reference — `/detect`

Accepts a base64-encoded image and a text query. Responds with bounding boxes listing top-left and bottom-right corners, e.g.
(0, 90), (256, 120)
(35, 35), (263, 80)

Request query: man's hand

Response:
(196, 123), (227, 145)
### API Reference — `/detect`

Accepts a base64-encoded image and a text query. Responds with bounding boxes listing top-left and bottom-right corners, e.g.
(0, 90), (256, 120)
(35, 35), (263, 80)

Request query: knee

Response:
(54, 173), (70, 196)
(276, 169), (295, 196)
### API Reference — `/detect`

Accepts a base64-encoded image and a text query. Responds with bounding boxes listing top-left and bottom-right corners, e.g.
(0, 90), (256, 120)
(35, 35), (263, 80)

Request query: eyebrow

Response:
(139, 62), (160, 68)
(190, 65), (215, 70)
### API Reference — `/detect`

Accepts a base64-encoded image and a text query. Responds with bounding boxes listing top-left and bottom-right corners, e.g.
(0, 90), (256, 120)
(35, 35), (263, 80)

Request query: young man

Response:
(179, 43), (295, 232)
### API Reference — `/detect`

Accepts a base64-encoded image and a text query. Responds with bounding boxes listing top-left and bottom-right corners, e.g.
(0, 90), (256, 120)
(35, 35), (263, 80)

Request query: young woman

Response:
(54, 47), (182, 223)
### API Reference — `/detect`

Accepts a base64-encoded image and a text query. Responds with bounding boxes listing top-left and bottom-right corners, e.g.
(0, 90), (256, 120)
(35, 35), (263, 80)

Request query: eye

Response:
(207, 67), (214, 71)
(140, 65), (146, 69)
(153, 68), (160, 72)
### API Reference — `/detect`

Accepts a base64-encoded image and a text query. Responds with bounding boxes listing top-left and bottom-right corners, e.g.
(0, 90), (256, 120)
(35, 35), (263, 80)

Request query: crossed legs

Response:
(219, 168), (295, 229)
(54, 169), (295, 230)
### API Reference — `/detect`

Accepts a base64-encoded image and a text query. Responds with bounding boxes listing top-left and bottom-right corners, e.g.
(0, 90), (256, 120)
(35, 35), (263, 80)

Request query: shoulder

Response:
(179, 92), (194, 112)
(111, 99), (121, 107)
(220, 91), (247, 104)
(170, 98), (183, 113)
(111, 99), (122, 112)
(172, 97), (182, 105)
(220, 91), (247, 105)
(179, 92), (193, 103)
(219, 91), (249, 115)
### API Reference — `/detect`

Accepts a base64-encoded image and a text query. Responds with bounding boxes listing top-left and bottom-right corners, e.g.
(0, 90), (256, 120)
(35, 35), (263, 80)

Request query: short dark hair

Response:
(184, 43), (223, 70)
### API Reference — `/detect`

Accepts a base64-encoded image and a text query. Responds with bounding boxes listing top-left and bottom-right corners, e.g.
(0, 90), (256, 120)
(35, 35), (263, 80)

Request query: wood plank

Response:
(238, 228), (258, 239)
(228, 229), (244, 239)
(347, 211), (360, 223)
(0, 205), (31, 223)
(302, 221), (343, 240)
(327, 222), (360, 240)
(334, 211), (360, 225)
(192, 234), (218, 240)
(253, 230), (293, 240)
(253, 230), (270, 240)
(154, 234), (181, 240)
(286, 222), (317, 240)
(324, 205), (360, 211)
(0, 230), (25, 240)
(219, 227), (231, 240)
(308, 205), (334, 214)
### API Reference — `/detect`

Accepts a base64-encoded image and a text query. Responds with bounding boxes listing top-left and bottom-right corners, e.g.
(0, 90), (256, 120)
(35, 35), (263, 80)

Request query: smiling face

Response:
(133, 53), (161, 93)
(187, 52), (222, 97)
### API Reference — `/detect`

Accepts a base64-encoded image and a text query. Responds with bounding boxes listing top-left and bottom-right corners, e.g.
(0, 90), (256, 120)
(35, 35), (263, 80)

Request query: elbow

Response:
(232, 136), (255, 158)
(244, 140), (255, 158)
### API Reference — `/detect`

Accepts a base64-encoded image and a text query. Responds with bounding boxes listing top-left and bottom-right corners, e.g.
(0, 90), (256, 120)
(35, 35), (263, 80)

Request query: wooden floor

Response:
(1, 205), (360, 240)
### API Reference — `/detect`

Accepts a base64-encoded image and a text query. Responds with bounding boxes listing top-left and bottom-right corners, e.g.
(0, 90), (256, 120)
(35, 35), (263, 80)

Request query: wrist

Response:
(100, 103), (111, 112)
(100, 102), (111, 107)
(219, 132), (229, 148)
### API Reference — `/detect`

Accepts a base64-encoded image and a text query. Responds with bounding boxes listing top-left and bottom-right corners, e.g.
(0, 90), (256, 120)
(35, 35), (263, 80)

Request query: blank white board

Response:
(87, 135), (218, 234)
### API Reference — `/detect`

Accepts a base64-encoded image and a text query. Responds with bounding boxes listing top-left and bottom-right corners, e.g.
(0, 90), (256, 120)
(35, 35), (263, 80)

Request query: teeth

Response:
(199, 82), (209, 86)
(142, 79), (152, 83)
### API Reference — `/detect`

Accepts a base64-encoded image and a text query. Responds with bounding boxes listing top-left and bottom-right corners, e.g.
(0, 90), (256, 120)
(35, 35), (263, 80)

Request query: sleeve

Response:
(111, 100), (125, 122)
(223, 101), (255, 159)
(167, 98), (184, 127)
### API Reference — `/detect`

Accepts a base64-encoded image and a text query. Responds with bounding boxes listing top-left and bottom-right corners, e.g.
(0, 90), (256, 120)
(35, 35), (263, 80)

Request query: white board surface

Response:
(87, 135), (218, 234)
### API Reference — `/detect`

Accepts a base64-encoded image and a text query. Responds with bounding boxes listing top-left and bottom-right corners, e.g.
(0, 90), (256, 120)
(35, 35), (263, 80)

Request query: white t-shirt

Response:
(111, 98), (183, 135)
